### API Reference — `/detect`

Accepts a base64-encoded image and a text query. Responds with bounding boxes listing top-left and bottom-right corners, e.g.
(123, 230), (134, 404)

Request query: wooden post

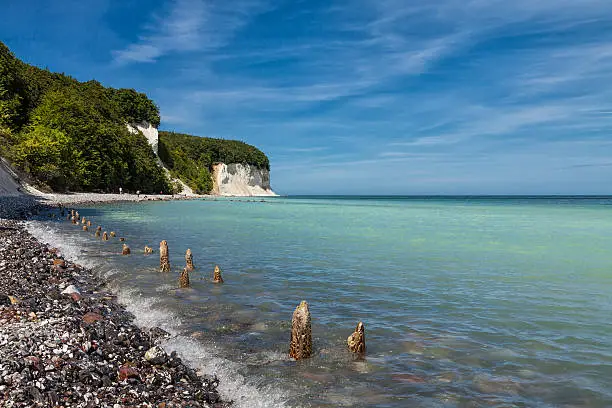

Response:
(82, 225), (88, 231)
(144, 246), (153, 254)
(179, 268), (190, 288)
(122, 244), (131, 255)
(289, 300), (312, 360)
(102, 232), (109, 241)
(347, 322), (366, 354)
(185, 249), (194, 271)
(110, 231), (116, 237)
(160, 240), (170, 272)
(213, 265), (224, 283)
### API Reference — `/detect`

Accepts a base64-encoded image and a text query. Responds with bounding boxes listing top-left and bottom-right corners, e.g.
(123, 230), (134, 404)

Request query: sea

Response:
(27, 196), (612, 407)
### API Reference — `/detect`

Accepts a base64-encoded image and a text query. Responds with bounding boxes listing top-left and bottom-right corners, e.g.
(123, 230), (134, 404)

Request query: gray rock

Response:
(144, 346), (168, 365)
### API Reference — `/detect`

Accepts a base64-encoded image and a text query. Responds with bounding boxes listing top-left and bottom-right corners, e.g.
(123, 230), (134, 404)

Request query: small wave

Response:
(27, 219), (290, 408)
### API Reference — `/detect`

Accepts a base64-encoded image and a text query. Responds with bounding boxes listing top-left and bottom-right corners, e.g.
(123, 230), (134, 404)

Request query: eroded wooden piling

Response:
(185, 249), (194, 271)
(122, 244), (131, 255)
(212, 265), (223, 283)
(347, 322), (366, 354)
(289, 300), (312, 360)
(179, 268), (190, 288)
(160, 240), (170, 272)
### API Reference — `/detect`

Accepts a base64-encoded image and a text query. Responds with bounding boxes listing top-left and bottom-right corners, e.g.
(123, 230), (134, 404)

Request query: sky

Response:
(2, 0), (612, 195)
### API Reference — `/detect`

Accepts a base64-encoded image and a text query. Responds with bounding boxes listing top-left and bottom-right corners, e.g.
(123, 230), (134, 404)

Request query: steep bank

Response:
(0, 158), (22, 196)
(159, 131), (274, 196)
(212, 163), (276, 196)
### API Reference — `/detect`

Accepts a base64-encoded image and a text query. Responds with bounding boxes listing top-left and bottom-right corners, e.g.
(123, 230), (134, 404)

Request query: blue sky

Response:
(2, 0), (612, 194)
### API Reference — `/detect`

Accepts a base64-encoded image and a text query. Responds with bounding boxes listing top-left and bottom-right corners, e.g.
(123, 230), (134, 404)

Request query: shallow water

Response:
(29, 196), (612, 407)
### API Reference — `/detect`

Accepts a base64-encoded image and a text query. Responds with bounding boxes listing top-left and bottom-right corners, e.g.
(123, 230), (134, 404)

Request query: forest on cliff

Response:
(0, 41), (270, 195)
(159, 131), (270, 194)
(0, 41), (168, 193)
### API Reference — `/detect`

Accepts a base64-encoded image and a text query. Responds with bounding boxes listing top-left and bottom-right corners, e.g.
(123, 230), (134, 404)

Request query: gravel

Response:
(0, 197), (230, 407)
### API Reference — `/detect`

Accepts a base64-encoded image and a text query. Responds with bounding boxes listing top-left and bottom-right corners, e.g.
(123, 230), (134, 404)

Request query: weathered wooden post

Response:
(119, 237), (125, 242)
(81, 217), (86, 225)
(82, 225), (88, 232)
(87, 220), (92, 227)
(102, 232), (109, 241)
(75, 211), (80, 220)
(212, 265), (224, 283)
(122, 244), (131, 255)
(289, 300), (312, 360)
(185, 249), (194, 271)
(160, 240), (170, 272)
(95, 226), (101, 237)
(347, 322), (366, 354)
(179, 268), (190, 288)
(144, 246), (153, 254)
(71, 216), (77, 225)
(110, 231), (116, 238)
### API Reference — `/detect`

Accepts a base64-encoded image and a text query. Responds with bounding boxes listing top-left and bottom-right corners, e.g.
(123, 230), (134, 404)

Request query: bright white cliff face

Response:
(212, 163), (276, 196)
(127, 121), (158, 155)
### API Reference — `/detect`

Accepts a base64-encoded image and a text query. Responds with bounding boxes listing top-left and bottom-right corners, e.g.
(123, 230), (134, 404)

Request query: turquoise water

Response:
(30, 197), (612, 407)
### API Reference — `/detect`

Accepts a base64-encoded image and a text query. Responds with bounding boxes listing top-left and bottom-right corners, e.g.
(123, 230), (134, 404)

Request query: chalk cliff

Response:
(127, 121), (159, 155)
(212, 163), (276, 196)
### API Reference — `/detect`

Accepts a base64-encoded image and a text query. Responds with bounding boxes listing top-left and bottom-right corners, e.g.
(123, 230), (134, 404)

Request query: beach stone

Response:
(159, 241), (170, 272)
(347, 321), (366, 354)
(8, 295), (20, 305)
(289, 300), (312, 360)
(185, 249), (194, 271)
(82, 312), (103, 324)
(179, 268), (190, 288)
(122, 244), (131, 255)
(52, 259), (65, 267)
(61, 285), (81, 295)
(144, 346), (168, 365)
(212, 265), (223, 283)
(117, 365), (139, 382)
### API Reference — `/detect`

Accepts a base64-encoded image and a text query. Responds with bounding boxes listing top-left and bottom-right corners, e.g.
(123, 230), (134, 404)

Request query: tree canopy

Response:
(158, 131), (270, 194)
(0, 40), (168, 193)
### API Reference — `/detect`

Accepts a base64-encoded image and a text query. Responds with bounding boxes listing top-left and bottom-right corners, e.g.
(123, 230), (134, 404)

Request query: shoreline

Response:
(0, 199), (231, 407)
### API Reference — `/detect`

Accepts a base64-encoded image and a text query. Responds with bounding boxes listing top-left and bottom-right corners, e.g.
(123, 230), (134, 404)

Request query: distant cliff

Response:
(212, 163), (275, 196)
(159, 131), (275, 196)
(0, 40), (274, 196)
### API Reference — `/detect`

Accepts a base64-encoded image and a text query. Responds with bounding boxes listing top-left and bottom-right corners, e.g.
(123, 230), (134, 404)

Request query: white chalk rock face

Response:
(212, 163), (276, 197)
(127, 121), (159, 155)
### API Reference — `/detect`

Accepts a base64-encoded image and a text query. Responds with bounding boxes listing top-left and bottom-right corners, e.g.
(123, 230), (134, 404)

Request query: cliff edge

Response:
(211, 163), (276, 196)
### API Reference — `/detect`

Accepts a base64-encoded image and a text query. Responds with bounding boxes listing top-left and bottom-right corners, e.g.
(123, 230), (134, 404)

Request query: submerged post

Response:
(144, 246), (153, 254)
(81, 217), (86, 225)
(185, 249), (194, 271)
(102, 232), (109, 241)
(95, 226), (101, 237)
(347, 322), (366, 354)
(160, 240), (170, 272)
(110, 231), (116, 238)
(75, 211), (80, 220)
(82, 225), (88, 232)
(289, 300), (312, 360)
(122, 244), (131, 255)
(87, 220), (92, 227)
(179, 268), (190, 288)
(212, 265), (224, 283)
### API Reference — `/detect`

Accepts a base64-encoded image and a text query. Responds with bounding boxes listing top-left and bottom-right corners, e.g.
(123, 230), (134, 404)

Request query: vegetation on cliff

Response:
(158, 131), (270, 194)
(0, 41), (167, 192)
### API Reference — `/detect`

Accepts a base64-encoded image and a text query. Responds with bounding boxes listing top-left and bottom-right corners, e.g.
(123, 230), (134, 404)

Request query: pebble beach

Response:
(0, 194), (229, 407)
